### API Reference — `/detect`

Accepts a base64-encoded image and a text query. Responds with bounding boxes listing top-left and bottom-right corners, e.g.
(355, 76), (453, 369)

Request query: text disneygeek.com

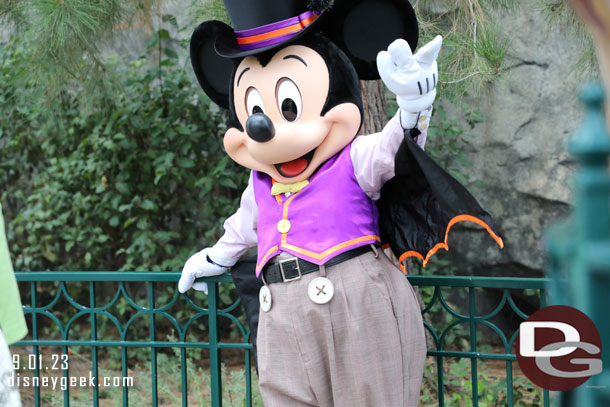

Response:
(9, 371), (134, 391)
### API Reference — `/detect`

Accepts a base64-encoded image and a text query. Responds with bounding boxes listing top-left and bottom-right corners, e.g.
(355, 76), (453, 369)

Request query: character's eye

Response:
(276, 78), (302, 122)
(246, 87), (266, 116)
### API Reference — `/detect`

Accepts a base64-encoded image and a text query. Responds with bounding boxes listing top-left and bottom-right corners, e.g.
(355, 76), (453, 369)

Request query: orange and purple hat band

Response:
(234, 10), (319, 51)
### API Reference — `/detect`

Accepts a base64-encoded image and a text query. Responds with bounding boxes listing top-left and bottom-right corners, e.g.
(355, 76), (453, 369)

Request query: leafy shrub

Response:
(0, 34), (249, 272)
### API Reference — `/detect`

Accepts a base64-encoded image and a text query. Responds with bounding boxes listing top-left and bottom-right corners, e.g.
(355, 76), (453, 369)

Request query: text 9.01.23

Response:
(13, 353), (68, 371)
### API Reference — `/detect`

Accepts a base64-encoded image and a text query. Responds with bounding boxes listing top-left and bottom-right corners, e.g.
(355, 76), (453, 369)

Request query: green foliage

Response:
(416, 0), (513, 99)
(0, 0), (152, 99)
(0, 27), (249, 272)
(386, 93), (483, 185)
(190, 0), (230, 25)
(420, 357), (548, 406)
(426, 103), (483, 183)
(2, 0), (598, 106)
(538, 0), (598, 79)
(2, 0), (515, 103)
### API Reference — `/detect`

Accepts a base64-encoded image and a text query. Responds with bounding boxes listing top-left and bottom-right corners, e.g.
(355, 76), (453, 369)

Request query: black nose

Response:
(246, 113), (275, 143)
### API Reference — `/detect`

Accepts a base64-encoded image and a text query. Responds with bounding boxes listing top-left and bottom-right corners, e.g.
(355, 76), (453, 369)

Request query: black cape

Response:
(230, 130), (503, 367)
(375, 130), (503, 271)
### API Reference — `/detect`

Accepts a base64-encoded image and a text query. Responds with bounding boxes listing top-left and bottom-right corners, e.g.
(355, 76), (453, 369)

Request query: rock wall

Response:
(435, 1), (589, 278)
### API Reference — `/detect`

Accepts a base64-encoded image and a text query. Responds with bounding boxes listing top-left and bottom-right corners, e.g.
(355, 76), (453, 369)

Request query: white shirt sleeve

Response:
(351, 107), (432, 201)
(209, 172), (258, 265)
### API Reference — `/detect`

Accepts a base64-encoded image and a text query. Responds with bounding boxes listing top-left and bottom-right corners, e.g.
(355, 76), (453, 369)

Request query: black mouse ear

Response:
(323, 0), (418, 80)
(190, 21), (237, 108)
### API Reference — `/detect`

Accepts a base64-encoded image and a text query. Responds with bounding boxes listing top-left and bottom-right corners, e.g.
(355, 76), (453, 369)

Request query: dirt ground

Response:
(11, 344), (549, 406)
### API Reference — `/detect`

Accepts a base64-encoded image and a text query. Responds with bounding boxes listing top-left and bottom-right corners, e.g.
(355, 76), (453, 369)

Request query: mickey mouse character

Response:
(179, 0), (503, 405)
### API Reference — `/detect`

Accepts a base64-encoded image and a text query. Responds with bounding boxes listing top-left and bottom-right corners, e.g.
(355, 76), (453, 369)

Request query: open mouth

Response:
(274, 148), (316, 178)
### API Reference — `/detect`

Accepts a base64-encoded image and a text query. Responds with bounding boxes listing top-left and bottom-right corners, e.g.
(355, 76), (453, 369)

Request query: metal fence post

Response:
(208, 281), (223, 407)
(547, 83), (610, 407)
(90, 281), (100, 407)
(149, 282), (159, 406)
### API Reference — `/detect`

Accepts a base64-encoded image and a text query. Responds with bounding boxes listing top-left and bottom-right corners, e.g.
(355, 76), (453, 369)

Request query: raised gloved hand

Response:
(178, 247), (237, 294)
(377, 35), (443, 126)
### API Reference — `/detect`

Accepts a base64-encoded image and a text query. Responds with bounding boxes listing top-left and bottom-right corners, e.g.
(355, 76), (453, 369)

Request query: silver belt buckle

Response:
(279, 257), (302, 282)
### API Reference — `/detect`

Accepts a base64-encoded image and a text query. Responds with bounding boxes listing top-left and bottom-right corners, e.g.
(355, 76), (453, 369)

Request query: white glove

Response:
(178, 247), (236, 294)
(377, 35), (443, 125)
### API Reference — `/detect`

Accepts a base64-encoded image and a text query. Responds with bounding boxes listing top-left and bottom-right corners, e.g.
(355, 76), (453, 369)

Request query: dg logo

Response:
(516, 305), (603, 391)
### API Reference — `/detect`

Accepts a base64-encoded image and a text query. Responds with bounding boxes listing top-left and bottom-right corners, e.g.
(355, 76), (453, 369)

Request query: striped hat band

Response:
(234, 10), (319, 51)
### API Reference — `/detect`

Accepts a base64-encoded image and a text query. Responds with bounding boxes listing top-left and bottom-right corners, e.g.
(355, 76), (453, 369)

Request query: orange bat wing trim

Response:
(397, 214), (504, 273)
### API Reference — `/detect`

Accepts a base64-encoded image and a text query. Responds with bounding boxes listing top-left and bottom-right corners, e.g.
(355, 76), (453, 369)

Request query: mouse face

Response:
(190, 0), (418, 183)
(224, 43), (362, 183)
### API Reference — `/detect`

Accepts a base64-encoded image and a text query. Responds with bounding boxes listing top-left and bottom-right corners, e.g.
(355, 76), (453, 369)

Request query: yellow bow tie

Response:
(271, 180), (309, 196)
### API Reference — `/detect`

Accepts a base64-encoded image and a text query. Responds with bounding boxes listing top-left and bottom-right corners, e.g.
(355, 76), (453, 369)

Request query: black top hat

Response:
(191, 0), (419, 107)
(215, 0), (329, 57)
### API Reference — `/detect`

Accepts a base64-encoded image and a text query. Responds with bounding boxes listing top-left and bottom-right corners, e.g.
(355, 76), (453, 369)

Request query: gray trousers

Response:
(257, 250), (426, 407)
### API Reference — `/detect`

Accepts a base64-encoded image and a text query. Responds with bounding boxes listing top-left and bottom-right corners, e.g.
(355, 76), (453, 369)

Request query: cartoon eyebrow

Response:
(283, 55), (308, 66)
(237, 67), (250, 87)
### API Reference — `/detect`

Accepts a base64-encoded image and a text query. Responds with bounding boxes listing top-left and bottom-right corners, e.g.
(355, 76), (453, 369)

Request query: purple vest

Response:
(252, 142), (380, 275)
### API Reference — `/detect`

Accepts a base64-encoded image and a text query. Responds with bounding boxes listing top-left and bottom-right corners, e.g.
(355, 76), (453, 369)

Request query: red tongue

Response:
(280, 158), (308, 177)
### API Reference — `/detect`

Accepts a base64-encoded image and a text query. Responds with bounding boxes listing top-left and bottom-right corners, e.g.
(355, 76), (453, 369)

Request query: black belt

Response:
(262, 245), (372, 285)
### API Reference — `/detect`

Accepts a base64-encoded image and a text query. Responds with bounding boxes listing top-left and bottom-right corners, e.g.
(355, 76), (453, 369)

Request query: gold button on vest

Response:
(277, 219), (291, 234)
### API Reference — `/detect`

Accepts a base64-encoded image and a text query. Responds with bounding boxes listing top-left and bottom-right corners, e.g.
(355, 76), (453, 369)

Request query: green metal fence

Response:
(546, 84), (610, 407)
(13, 271), (550, 406)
